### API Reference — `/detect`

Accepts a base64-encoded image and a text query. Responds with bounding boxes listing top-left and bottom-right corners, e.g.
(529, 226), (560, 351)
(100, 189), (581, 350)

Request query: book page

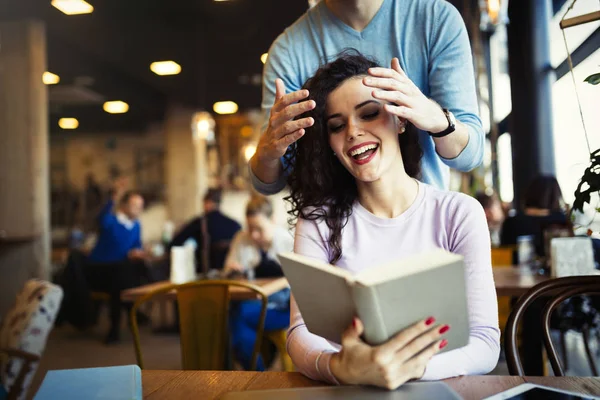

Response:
(355, 248), (463, 287)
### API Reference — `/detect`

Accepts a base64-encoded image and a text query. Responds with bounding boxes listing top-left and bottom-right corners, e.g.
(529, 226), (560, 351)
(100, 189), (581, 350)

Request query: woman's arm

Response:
(223, 232), (246, 273)
(289, 217), (454, 388)
(421, 195), (500, 380)
(287, 218), (342, 383)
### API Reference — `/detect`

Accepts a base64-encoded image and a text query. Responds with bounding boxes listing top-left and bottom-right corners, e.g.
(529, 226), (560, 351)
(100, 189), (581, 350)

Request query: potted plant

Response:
(572, 71), (600, 224)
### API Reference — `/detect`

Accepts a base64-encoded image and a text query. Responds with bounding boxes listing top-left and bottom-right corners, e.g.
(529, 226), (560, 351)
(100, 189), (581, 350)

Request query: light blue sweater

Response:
(252, 0), (483, 193)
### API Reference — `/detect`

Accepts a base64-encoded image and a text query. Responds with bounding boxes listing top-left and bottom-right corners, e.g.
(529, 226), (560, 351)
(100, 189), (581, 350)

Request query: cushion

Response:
(0, 280), (63, 399)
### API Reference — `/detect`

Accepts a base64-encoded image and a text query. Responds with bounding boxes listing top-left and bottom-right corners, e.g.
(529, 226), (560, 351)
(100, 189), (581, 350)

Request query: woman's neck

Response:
(356, 163), (419, 219)
(324, 0), (384, 31)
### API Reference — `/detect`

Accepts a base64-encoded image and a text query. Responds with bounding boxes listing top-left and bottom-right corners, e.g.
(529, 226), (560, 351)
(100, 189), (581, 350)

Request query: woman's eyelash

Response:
(328, 110), (379, 133)
(328, 124), (344, 133)
(362, 110), (379, 119)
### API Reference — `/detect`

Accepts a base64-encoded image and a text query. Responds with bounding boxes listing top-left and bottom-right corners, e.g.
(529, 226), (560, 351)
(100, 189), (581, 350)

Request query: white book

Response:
(278, 249), (469, 352)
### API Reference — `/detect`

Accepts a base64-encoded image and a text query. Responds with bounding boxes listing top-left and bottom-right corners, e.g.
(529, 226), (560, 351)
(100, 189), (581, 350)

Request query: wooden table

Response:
(493, 267), (549, 297)
(142, 371), (600, 400)
(121, 277), (289, 302)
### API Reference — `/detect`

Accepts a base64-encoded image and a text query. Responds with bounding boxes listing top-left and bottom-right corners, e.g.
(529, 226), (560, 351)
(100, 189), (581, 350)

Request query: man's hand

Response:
(128, 249), (147, 261)
(251, 79), (315, 184)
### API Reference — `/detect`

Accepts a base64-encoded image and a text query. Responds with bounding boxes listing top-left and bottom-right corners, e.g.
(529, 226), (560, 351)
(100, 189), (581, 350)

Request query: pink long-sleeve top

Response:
(287, 182), (500, 383)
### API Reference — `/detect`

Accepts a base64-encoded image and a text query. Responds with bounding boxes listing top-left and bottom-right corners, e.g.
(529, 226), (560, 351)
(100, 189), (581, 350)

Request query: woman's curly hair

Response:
(284, 50), (423, 264)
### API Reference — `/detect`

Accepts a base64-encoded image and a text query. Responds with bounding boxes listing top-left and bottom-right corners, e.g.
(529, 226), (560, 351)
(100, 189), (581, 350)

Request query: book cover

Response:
(34, 365), (142, 400)
(278, 249), (469, 351)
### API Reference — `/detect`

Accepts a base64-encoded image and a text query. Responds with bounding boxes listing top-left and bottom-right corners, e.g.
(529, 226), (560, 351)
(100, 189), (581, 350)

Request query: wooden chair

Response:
(504, 276), (600, 376)
(265, 329), (294, 372)
(492, 246), (515, 338)
(130, 280), (268, 371)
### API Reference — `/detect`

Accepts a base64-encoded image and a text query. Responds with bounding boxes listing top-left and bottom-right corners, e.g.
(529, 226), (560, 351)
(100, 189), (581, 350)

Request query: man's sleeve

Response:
(428, 2), (484, 172)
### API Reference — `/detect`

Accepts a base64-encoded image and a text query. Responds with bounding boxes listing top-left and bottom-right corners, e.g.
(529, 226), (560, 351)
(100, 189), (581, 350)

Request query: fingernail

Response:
(425, 317), (435, 326)
(439, 325), (450, 334)
(352, 318), (357, 329)
(439, 339), (448, 349)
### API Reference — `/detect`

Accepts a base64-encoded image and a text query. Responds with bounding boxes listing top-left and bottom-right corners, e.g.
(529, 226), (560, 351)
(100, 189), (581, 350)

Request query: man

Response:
(87, 180), (148, 344)
(169, 188), (241, 273)
(250, 0), (484, 193)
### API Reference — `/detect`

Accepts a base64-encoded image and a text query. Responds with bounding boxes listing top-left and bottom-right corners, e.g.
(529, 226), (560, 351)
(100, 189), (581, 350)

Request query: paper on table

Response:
(170, 245), (196, 284)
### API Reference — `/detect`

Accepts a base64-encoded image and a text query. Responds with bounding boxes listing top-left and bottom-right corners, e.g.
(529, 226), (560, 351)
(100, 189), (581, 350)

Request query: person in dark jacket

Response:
(168, 188), (241, 273)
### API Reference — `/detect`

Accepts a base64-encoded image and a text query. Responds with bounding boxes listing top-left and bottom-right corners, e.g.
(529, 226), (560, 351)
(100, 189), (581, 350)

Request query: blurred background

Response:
(1, 0), (600, 396)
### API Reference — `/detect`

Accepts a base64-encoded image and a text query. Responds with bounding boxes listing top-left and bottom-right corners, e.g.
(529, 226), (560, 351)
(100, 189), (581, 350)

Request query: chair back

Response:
(491, 246), (514, 267)
(0, 280), (63, 400)
(130, 280), (268, 371)
(504, 276), (600, 376)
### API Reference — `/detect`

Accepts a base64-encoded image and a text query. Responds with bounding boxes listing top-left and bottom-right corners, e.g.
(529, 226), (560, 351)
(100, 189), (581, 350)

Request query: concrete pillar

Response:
(507, 0), (556, 205)
(165, 107), (209, 227)
(0, 21), (50, 316)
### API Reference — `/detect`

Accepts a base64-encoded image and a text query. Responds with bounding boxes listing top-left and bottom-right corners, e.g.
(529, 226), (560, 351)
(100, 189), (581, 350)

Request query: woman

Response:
(284, 52), (499, 389)
(501, 175), (569, 259)
(224, 195), (293, 370)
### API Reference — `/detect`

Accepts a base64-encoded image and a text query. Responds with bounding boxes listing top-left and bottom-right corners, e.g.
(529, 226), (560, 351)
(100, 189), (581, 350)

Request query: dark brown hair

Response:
(203, 188), (223, 205)
(524, 175), (564, 211)
(285, 51), (423, 263)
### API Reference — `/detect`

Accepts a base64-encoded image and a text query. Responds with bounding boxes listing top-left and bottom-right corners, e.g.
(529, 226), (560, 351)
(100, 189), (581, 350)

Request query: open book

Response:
(278, 249), (469, 352)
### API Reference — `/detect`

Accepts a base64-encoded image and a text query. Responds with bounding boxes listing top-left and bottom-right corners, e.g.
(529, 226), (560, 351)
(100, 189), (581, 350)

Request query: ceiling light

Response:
(58, 118), (79, 130)
(150, 61), (181, 76)
(43, 71), (60, 85)
(213, 101), (238, 115)
(103, 100), (129, 114)
(260, 53), (268, 64)
(51, 0), (94, 15)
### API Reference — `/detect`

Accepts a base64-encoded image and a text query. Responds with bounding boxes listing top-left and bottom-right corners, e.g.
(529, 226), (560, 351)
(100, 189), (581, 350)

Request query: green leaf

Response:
(584, 73), (600, 85)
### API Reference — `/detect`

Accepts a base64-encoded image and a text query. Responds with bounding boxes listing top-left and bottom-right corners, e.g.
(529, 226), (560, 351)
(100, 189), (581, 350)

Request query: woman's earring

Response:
(333, 151), (337, 156)
(399, 125), (406, 134)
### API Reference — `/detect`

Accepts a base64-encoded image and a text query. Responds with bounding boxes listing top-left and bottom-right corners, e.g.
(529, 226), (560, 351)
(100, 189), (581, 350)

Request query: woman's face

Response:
(247, 213), (274, 249)
(326, 76), (404, 183)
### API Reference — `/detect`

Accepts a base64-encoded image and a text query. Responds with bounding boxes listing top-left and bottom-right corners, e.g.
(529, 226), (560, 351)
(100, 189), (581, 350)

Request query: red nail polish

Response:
(439, 325), (450, 334)
(425, 317), (435, 326)
(439, 339), (448, 349)
(352, 318), (357, 329)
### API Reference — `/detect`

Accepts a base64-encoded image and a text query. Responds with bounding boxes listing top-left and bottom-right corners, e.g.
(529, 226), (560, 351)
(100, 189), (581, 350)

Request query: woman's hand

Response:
(254, 79), (316, 167)
(329, 317), (449, 390)
(363, 58), (449, 134)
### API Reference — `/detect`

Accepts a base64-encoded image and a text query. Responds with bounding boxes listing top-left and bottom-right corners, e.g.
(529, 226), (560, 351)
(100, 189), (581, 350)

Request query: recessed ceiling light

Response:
(43, 71), (60, 85)
(261, 53), (268, 64)
(103, 101), (129, 114)
(150, 61), (181, 76)
(59, 118), (79, 129)
(213, 101), (238, 115)
(51, 0), (94, 15)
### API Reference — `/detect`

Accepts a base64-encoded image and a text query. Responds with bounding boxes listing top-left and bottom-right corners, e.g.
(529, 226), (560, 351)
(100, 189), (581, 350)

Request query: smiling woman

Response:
(283, 51), (500, 389)
(285, 51), (422, 264)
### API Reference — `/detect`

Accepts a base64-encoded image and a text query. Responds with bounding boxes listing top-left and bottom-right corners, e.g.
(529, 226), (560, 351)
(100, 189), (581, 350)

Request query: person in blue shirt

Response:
(168, 188), (241, 273)
(249, 0), (484, 193)
(87, 182), (148, 344)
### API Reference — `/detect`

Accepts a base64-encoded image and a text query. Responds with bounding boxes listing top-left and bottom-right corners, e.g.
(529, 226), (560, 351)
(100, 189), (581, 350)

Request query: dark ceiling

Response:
(2, 0), (309, 133)
(1, 0), (574, 134)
